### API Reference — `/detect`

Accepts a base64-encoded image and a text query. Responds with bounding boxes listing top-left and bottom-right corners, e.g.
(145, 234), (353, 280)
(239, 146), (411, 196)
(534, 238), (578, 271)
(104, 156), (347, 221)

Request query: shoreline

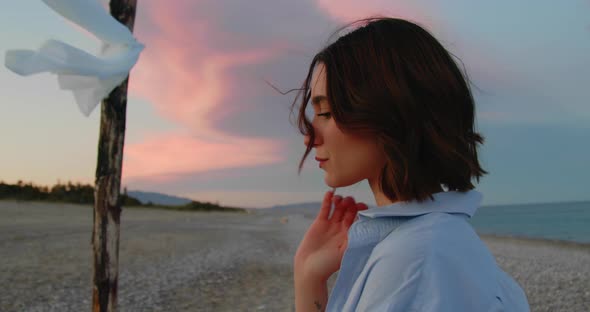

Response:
(478, 233), (590, 249)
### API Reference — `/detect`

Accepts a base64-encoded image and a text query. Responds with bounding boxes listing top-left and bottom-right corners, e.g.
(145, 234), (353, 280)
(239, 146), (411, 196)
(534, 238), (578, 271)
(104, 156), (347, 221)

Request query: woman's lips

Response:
(315, 157), (329, 167)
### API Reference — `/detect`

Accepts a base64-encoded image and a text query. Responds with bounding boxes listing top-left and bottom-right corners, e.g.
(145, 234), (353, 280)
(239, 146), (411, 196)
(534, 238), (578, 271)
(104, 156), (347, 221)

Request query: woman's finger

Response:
(329, 195), (343, 220)
(342, 205), (358, 227)
(333, 195), (343, 207)
(356, 203), (368, 211)
(318, 190), (334, 220)
(332, 196), (354, 222)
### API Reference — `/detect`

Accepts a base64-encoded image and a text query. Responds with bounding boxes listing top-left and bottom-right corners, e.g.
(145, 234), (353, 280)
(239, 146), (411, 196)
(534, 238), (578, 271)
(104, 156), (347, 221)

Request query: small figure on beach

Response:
(292, 17), (530, 311)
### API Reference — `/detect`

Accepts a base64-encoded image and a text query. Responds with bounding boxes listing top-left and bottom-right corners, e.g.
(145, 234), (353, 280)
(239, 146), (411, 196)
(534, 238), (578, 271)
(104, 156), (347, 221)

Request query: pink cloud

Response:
(123, 132), (284, 181)
(130, 0), (281, 134)
(316, 0), (434, 25)
(119, 0), (287, 183)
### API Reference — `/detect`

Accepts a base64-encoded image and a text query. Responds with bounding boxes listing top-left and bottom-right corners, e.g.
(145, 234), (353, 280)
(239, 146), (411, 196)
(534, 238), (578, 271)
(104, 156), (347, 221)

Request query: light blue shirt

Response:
(326, 190), (530, 312)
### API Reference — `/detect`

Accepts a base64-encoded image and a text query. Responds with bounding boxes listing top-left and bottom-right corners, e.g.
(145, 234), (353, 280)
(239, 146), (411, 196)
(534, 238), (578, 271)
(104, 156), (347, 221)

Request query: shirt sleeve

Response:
(354, 251), (427, 312)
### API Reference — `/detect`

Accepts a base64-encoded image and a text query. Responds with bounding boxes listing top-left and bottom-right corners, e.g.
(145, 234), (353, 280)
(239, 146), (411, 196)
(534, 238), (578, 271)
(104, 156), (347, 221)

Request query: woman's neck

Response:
(368, 178), (396, 207)
(368, 178), (444, 207)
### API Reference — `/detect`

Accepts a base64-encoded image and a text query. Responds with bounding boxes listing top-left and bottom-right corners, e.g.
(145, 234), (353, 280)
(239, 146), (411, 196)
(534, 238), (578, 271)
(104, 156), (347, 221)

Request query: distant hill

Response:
(127, 191), (192, 206)
(261, 202), (322, 217)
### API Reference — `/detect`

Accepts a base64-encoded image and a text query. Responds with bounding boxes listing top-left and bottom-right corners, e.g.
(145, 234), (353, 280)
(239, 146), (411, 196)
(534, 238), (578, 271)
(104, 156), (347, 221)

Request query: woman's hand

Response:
(294, 190), (368, 282)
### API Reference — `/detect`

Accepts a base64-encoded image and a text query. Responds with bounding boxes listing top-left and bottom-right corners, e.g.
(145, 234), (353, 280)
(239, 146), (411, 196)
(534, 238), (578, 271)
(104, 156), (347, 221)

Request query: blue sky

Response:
(1, 0), (589, 208)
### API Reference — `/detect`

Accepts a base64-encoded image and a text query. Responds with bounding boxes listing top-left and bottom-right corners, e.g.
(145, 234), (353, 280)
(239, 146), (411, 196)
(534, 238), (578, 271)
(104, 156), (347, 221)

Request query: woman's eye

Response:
(317, 112), (332, 119)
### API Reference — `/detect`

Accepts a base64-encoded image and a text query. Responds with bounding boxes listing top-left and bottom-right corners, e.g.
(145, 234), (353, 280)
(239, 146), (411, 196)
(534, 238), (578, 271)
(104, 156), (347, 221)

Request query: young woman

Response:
(292, 17), (530, 311)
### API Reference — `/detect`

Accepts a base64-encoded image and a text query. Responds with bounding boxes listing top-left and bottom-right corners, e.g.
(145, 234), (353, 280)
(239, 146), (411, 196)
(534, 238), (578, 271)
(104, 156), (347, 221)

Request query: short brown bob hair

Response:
(293, 17), (487, 203)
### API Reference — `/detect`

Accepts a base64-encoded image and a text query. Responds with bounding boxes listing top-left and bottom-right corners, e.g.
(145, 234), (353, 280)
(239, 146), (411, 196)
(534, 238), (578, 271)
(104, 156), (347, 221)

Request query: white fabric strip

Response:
(4, 0), (144, 116)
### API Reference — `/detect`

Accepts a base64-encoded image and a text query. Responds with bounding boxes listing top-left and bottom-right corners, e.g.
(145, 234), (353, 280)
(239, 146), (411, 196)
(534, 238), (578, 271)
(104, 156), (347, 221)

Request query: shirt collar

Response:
(358, 190), (483, 220)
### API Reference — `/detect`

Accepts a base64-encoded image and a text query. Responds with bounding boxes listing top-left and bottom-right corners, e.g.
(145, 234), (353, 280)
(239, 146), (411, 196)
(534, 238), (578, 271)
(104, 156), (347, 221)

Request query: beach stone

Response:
(1, 201), (589, 312)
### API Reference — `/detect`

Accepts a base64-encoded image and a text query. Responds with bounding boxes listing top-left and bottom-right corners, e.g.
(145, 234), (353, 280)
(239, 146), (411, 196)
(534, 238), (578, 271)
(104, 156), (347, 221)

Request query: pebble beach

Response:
(0, 200), (588, 312)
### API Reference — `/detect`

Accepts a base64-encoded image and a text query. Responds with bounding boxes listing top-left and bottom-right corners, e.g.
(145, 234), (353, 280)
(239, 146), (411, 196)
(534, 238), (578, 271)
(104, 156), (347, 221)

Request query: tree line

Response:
(0, 180), (245, 212)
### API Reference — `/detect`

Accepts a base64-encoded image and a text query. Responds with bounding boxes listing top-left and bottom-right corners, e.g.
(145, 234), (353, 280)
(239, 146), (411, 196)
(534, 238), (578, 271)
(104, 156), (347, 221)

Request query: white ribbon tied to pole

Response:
(4, 0), (144, 116)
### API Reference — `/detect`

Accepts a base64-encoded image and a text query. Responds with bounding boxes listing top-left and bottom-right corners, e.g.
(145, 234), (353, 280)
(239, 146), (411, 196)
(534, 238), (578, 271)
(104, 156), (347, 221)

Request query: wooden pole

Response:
(92, 1), (137, 311)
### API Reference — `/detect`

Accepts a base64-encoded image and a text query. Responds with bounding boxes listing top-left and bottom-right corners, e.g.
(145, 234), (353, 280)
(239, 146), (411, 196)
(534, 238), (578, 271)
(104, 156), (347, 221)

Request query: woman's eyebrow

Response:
(311, 95), (327, 106)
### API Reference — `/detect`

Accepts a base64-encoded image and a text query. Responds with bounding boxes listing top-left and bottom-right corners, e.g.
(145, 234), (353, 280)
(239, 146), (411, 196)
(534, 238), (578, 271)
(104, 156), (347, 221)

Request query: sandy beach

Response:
(0, 200), (588, 312)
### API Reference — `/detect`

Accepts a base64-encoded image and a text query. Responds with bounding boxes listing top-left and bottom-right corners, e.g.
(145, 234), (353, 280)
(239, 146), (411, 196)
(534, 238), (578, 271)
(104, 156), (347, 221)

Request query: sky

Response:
(1, 0), (589, 208)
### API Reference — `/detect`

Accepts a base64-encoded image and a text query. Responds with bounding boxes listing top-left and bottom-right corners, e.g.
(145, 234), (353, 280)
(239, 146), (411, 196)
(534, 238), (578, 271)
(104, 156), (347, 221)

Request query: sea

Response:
(469, 200), (590, 244)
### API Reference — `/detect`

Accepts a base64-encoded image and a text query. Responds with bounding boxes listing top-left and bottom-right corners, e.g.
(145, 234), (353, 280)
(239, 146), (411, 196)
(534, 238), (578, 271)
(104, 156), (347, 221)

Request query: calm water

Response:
(470, 201), (590, 244)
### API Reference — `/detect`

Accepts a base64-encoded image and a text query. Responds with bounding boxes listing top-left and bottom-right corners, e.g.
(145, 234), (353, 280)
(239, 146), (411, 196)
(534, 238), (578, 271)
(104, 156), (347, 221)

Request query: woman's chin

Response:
(324, 176), (357, 189)
(324, 176), (337, 188)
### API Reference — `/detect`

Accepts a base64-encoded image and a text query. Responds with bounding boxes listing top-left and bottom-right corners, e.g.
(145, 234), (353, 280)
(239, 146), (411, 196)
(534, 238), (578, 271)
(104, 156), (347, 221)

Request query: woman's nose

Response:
(304, 134), (311, 147)
(304, 132), (322, 147)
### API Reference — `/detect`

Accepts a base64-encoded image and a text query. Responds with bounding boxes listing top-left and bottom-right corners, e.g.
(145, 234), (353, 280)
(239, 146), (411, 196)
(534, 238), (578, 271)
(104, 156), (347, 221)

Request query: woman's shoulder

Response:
(361, 213), (508, 310)
(371, 212), (496, 269)
(380, 212), (479, 247)
(356, 213), (530, 311)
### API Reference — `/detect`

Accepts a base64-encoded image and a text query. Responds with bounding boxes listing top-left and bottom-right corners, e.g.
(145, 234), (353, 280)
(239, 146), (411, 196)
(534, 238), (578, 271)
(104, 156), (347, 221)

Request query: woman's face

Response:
(304, 63), (386, 188)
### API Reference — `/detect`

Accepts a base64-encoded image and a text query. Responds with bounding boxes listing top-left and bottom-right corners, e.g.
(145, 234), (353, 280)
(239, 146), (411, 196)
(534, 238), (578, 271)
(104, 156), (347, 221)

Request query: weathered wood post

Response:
(92, 1), (138, 311)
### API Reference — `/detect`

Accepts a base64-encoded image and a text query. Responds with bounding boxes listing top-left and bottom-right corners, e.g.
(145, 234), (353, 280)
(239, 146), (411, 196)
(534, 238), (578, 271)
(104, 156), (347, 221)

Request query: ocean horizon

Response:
(265, 199), (590, 244)
(470, 200), (590, 244)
